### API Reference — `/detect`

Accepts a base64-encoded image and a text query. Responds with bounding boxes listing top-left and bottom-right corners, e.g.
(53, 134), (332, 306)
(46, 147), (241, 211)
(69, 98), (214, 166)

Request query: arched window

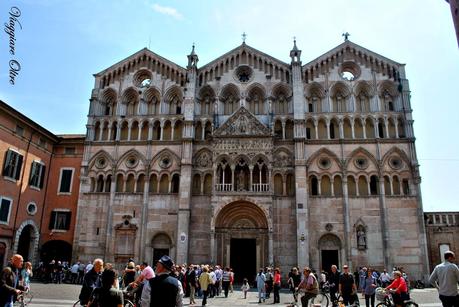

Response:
(285, 120), (294, 139)
(203, 174), (212, 195)
(96, 175), (104, 192)
(131, 121), (139, 141)
(126, 174), (135, 192)
(136, 174), (145, 193)
(163, 121), (172, 140)
(247, 87), (265, 115)
(173, 121), (183, 141)
(116, 174), (124, 192)
(149, 174), (158, 193)
(358, 175), (368, 196)
(171, 174), (180, 193)
(204, 122), (212, 140)
(393, 176), (401, 195)
(370, 175), (378, 195)
(192, 174), (201, 195)
(334, 175), (343, 196)
(274, 120), (283, 139)
(347, 176), (357, 196)
(159, 174), (169, 193)
(321, 175), (332, 196)
(310, 175), (318, 196)
(286, 174), (295, 196)
(365, 118), (375, 139)
(105, 175), (112, 193)
(195, 122), (203, 140)
(384, 176), (391, 195)
(152, 121), (161, 140)
(274, 174), (283, 195)
(402, 179), (410, 195)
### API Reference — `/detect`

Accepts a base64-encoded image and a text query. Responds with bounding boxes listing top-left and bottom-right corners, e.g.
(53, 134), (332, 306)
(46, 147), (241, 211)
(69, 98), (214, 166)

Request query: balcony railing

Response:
(215, 183), (270, 192)
(215, 183), (233, 192)
(252, 183), (270, 192)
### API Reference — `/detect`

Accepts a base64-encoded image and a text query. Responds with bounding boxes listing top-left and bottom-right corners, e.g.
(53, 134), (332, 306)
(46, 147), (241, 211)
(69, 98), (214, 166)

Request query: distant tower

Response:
(445, 0), (459, 47)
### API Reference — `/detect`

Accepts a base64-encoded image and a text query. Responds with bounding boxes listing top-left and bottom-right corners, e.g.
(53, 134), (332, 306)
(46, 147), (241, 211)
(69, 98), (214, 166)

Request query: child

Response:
(241, 278), (250, 299)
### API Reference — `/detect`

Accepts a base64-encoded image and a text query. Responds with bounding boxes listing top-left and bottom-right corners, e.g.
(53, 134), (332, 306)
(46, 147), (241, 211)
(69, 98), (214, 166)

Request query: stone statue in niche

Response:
(237, 170), (245, 191)
(357, 227), (367, 249)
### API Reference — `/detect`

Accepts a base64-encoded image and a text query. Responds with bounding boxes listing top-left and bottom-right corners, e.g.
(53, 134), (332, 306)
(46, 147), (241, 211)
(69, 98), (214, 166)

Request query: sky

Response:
(0, 0), (458, 212)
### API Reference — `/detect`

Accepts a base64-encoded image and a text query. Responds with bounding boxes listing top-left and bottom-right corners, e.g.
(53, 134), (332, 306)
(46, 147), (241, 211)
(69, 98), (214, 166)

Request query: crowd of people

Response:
(0, 250), (458, 307)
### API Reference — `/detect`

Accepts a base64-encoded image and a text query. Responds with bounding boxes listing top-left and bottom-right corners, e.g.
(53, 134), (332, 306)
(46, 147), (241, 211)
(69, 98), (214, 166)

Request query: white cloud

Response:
(151, 3), (183, 20)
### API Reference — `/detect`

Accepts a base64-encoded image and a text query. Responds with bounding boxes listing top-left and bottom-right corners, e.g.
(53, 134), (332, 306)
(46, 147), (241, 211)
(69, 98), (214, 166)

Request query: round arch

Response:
(318, 233), (343, 273)
(13, 220), (40, 264)
(40, 240), (73, 263)
(213, 201), (270, 282)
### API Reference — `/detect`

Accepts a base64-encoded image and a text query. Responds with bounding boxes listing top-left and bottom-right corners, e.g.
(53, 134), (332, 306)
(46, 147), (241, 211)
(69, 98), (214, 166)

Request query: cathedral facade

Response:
(73, 39), (429, 279)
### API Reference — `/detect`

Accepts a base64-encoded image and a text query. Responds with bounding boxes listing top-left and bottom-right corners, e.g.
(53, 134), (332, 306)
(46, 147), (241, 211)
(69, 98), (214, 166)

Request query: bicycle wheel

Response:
(124, 299), (135, 307)
(311, 293), (329, 307)
(404, 302), (418, 307)
(376, 303), (388, 307)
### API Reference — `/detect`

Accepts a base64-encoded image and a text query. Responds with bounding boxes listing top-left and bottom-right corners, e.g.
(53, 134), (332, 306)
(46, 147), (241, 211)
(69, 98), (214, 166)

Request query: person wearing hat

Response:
(339, 265), (357, 306)
(141, 255), (183, 307)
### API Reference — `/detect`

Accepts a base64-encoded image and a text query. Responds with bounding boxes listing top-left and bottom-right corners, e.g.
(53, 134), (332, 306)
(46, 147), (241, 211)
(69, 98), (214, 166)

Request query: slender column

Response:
(231, 166), (235, 191)
(138, 123), (142, 141)
(148, 122), (153, 140)
(127, 122), (132, 141)
(378, 176), (390, 269)
(98, 125), (104, 141)
(282, 120), (286, 140)
(318, 178), (322, 195)
(350, 119), (355, 139)
(362, 119), (367, 139)
(249, 166), (253, 192)
(342, 177), (351, 264)
(201, 123), (205, 140)
(283, 176), (287, 196)
(268, 231), (274, 265)
(160, 122), (164, 141)
(107, 125), (112, 141)
(314, 120), (319, 139)
(374, 121), (379, 139)
(331, 179), (335, 196)
(394, 118), (399, 138)
(210, 231), (216, 263)
(339, 118), (344, 139)
(326, 120), (330, 139)
(384, 118), (389, 139)
(139, 178), (149, 260)
(171, 121), (175, 140)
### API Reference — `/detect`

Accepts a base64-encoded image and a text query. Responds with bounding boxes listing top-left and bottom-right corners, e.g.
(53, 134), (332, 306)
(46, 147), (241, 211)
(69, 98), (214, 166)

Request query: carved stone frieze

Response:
(213, 106), (271, 137)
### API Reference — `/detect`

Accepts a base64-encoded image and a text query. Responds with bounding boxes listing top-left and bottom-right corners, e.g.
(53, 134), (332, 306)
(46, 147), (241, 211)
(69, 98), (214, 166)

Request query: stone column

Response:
(378, 176), (390, 269)
(342, 176), (351, 264)
(268, 231), (274, 265)
(104, 175), (117, 261)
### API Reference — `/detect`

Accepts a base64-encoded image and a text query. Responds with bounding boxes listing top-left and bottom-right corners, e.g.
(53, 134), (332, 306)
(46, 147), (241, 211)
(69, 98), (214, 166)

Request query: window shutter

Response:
(65, 212), (72, 230)
(14, 154), (23, 180)
(39, 165), (46, 189)
(49, 211), (57, 230)
(2, 150), (12, 176)
(29, 162), (37, 186)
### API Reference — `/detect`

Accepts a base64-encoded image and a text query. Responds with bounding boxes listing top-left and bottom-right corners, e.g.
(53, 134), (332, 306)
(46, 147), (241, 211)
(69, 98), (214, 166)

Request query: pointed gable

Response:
(214, 106), (271, 137)
(94, 48), (187, 89)
(197, 43), (291, 84)
(302, 40), (404, 82)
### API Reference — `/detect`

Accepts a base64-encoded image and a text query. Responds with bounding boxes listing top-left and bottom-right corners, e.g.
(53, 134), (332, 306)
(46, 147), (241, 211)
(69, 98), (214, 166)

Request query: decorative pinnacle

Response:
(242, 32), (247, 44)
(292, 36), (299, 51)
(342, 32), (350, 41)
(190, 42), (196, 55)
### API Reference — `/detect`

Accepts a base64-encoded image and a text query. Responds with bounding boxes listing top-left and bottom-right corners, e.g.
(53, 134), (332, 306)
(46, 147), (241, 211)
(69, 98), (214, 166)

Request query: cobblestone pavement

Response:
(27, 282), (443, 307)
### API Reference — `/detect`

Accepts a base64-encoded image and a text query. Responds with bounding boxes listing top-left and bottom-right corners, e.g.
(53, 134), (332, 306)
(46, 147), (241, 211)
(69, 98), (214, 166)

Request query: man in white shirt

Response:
(379, 269), (391, 287)
(429, 250), (459, 307)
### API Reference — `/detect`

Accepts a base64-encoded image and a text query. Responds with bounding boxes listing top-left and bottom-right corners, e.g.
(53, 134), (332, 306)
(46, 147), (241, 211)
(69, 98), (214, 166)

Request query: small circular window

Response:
(125, 156), (138, 168)
(159, 155), (172, 169)
(389, 157), (403, 170)
(96, 157), (107, 169)
(339, 61), (361, 81)
(318, 157), (332, 170)
(27, 202), (37, 215)
(133, 69), (153, 88)
(234, 65), (253, 83)
(354, 157), (368, 170)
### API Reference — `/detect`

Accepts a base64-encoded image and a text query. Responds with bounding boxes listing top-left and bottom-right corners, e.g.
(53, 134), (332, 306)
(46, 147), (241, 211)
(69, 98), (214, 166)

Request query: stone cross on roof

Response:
(242, 32), (247, 44)
(342, 32), (350, 41)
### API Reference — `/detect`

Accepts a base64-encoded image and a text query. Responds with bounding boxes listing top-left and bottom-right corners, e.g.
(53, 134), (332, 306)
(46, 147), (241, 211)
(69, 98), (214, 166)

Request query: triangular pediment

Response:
(303, 40), (403, 72)
(93, 48), (186, 79)
(214, 107), (271, 137)
(199, 43), (290, 73)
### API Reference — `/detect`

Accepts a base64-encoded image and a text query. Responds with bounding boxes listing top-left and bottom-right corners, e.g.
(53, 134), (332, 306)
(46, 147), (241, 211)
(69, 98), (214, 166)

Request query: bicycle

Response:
(13, 290), (33, 307)
(289, 288), (329, 307)
(375, 287), (418, 307)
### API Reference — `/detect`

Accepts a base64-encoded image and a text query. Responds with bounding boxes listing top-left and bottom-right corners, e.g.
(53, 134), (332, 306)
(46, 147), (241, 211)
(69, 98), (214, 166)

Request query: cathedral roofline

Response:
(198, 43), (290, 71)
(93, 47), (186, 77)
(302, 40), (405, 70)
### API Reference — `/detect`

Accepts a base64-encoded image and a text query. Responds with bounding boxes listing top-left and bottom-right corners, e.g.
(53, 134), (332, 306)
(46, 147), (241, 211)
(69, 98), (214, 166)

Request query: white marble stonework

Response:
(73, 39), (429, 280)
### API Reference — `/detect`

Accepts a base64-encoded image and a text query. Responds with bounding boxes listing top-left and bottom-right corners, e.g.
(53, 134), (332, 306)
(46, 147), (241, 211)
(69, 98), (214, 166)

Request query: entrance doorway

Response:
(321, 250), (339, 273)
(40, 240), (72, 263)
(18, 225), (34, 261)
(153, 248), (169, 267)
(230, 238), (256, 283)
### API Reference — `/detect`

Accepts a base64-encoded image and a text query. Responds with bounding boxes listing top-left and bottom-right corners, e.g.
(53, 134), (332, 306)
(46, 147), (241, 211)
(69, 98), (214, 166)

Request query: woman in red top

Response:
(273, 268), (281, 304)
(385, 271), (409, 307)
